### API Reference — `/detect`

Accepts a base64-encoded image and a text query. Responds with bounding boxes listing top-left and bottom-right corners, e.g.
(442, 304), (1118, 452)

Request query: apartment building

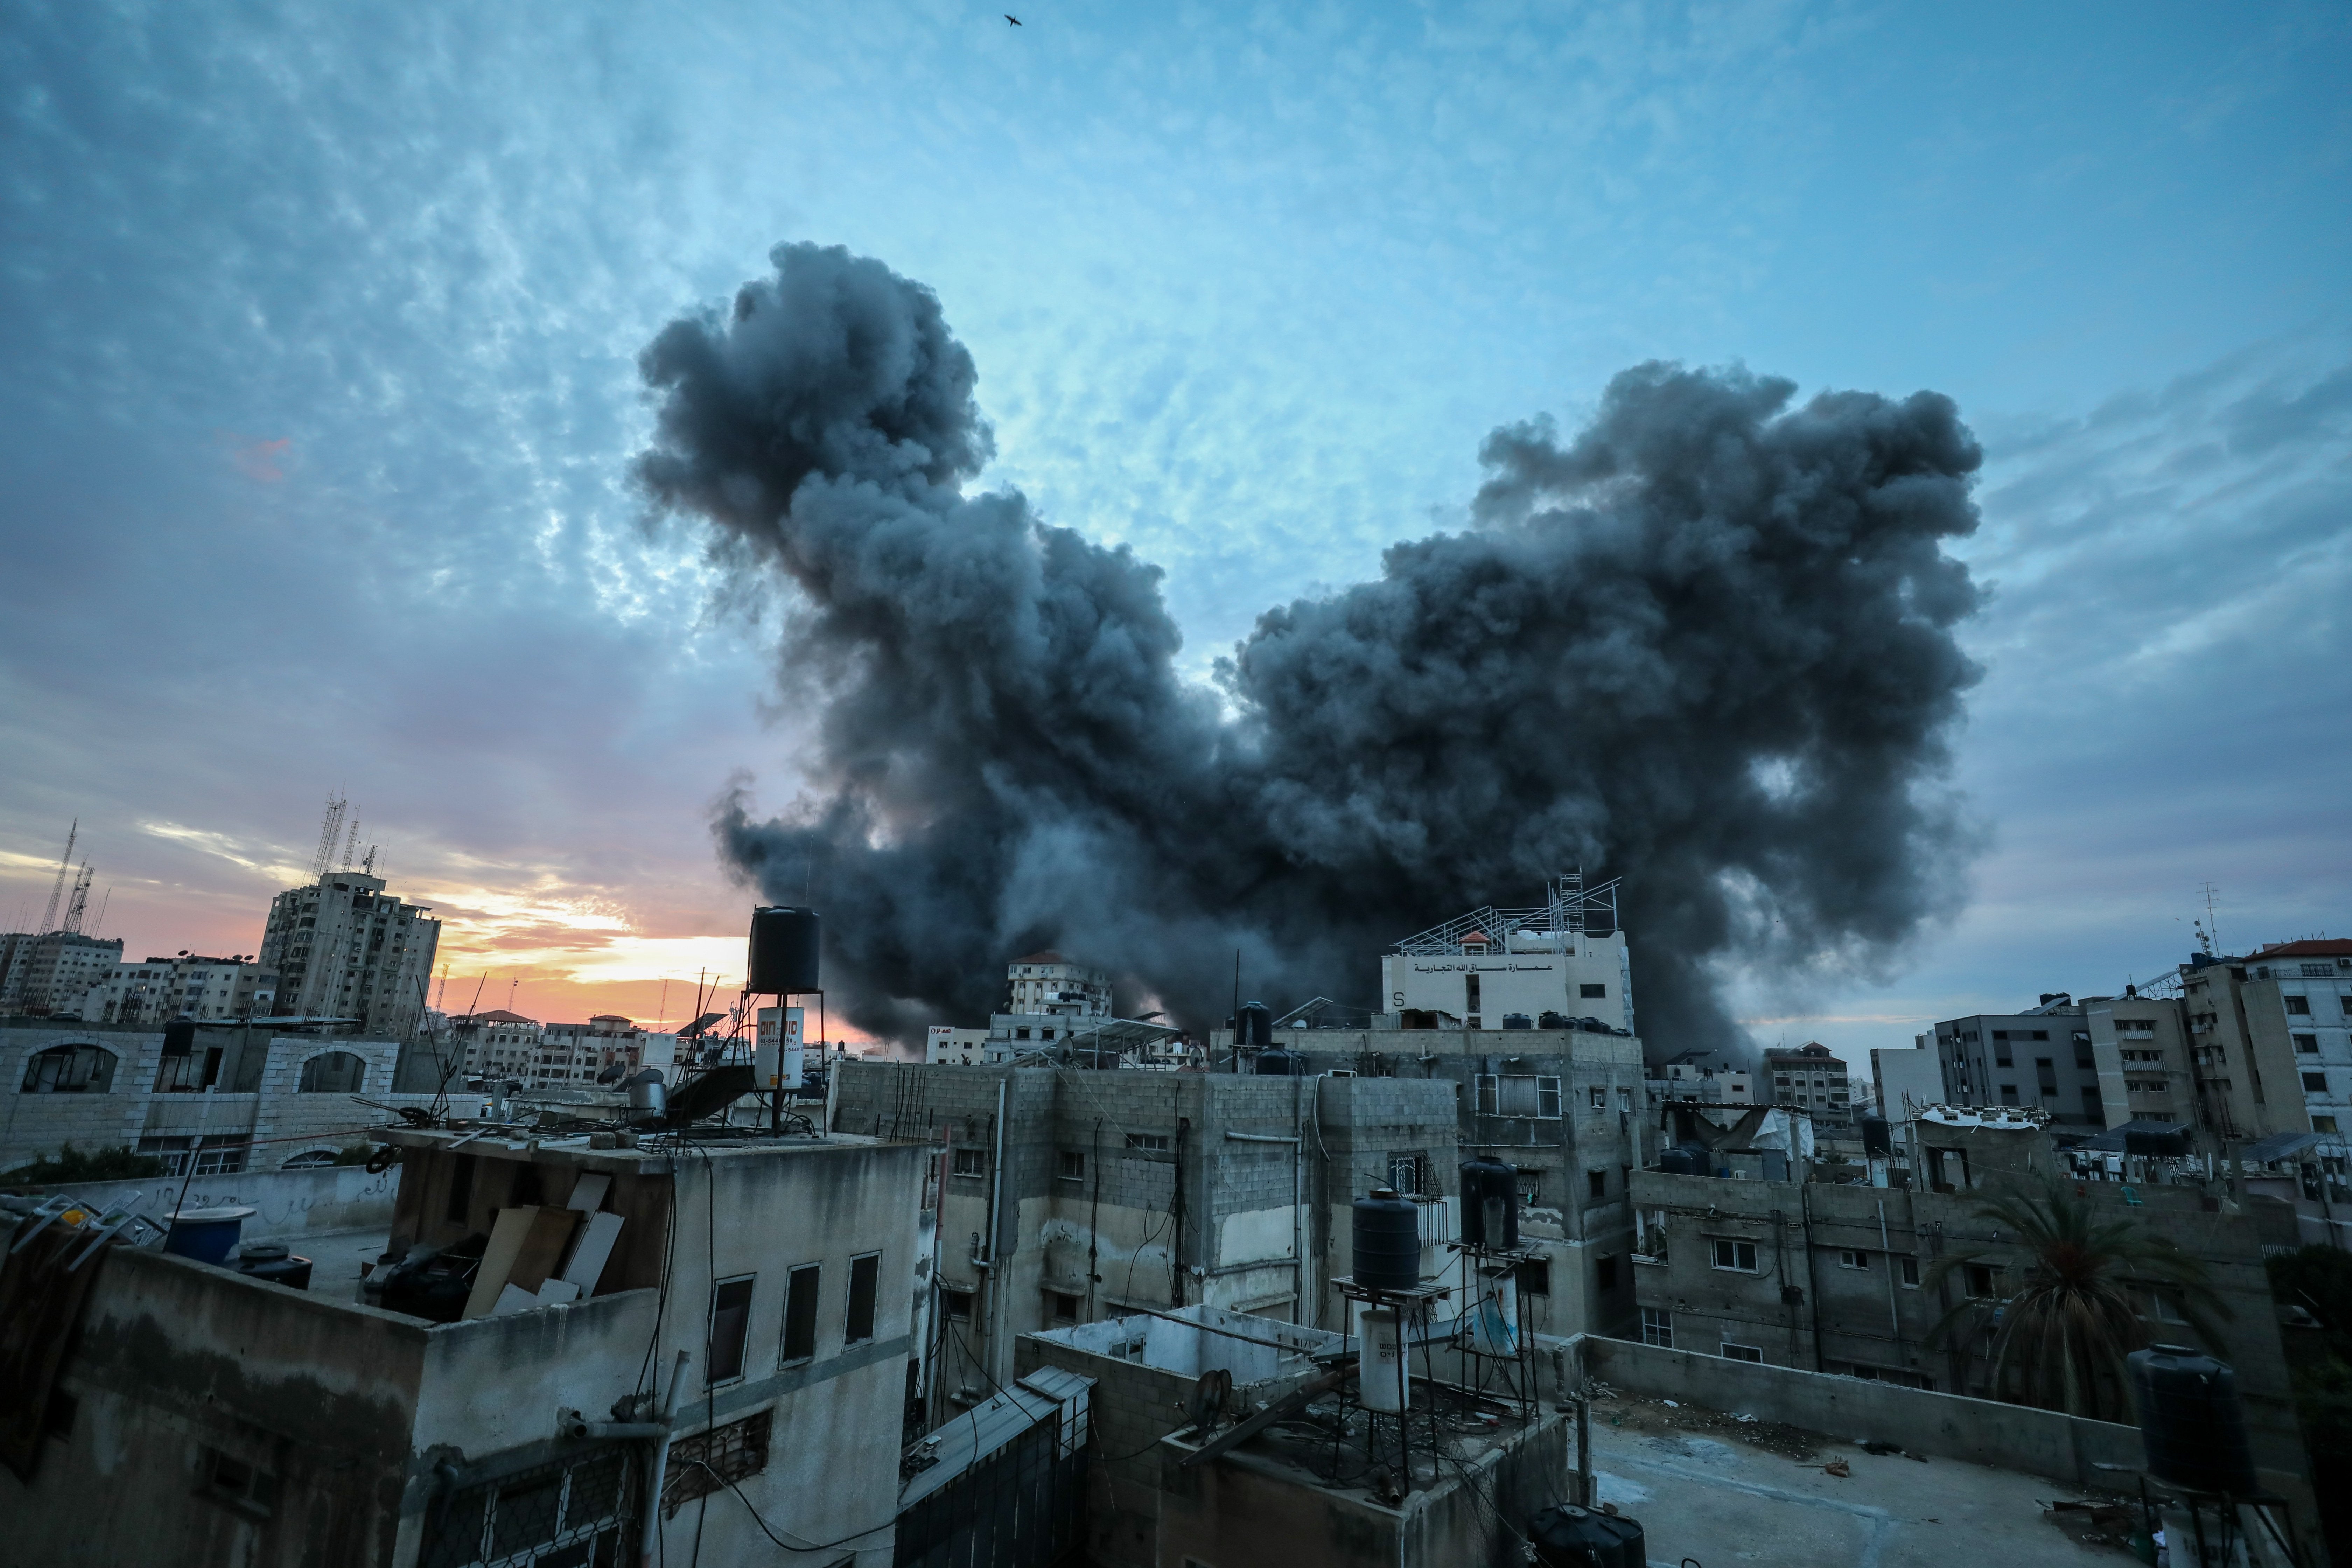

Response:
(1762, 1042), (1854, 1131)
(1869, 1041), (1945, 1119)
(0, 931), (126, 1017)
(257, 872), (441, 1037)
(535, 1015), (675, 1087)
(447, 1008), (543, 1079)
(1931, 995), (2106, 1126)
(73, 954), (278, 1026)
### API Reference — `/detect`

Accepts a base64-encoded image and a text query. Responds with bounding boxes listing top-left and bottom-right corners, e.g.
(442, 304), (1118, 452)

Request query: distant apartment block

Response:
(535, 1015), (674, 1086)
(74, 954), (277, 1026)
(1932, 994), (2105, 1125)
(926, 1024), (988, 1064)
(0, 931), (126, 1017)
(1762, 1041), (1854, 1130)
(447, 1008), (543, 1079)
(257, 871), (441, 1037)
(1646, 1050), (1752, 1108)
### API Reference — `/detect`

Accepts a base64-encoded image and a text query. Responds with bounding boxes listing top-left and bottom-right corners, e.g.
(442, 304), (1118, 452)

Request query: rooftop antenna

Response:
(37, 819), (77, 933)
(340, 814), (361, 873)
(89, 886), (111, 938)
(60, 863), (94, 935)
(2200, 882), (2223, 956)
(310, 794), (347, 880)
(361, 844), (379, 877)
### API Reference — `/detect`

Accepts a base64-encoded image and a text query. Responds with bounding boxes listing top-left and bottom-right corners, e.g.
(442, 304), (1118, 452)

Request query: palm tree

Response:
(1924, 1176), (2230, 1421)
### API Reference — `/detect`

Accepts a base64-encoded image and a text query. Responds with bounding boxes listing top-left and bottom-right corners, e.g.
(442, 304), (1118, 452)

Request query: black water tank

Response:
(1501, 1012), (1533, 1030)
(161, 1018), (197, 1057)
(1538, 1010), (1570, 1029)
(1459, 1156), (1520, 1250)
(1658, 1147), (1700, 1176)
(1253, 1046), (1303, 1076)
(1236, 1001), (1274, 1050)
(2125, 1127), (2191, 1158)
(1861, 1117), (1892, 1156)
(1352, 1188), (1421, 1292)
(747, 906), (821, 994)
(2130, 1346), (2257, 1497)
(1529, 1504), (1645, 1568)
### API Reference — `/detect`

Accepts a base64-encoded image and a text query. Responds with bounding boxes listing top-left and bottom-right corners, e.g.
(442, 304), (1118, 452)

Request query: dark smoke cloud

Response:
(638, 243), (1984, 1055)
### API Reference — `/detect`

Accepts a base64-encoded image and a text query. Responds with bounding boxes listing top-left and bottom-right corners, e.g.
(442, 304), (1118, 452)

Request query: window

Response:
(1837, 1249), (1871, 1270)
(1474, 1075), (1562, 1118)
(2341, 997), (2352, 1016)
(841, 1252), (880, 1345)
(1721, 1342), (1763, 1363)
(2285, 995), (2312, 1016)
(19, 1043), (116, 1094)
(1581, 983), (1607, 999)
(1640, 1307), (1673, 1348)
(1995, 1045), (2013, 1068)
(2317, 1116), (2342, 1134)
(940, 1286), (973, 1322)
(2295, 1035), (2320, 1054)
(1899, 1256), (1920, 1288)
(1999, 1085), (2020, 1105)
(2305, 964), (2337, 979)
(1588, 1085), (1606, 1110)
(1965, 1264), (1997, 1298)
(1049, 1291), (1080, 1323)
(280, 1149), (338, 1169)
(136, 1135), (249, 1176)
(1516, 1258), (1551, 1296)
(1710, 1239), (1758, 1273)
(1588, 1169), (1607, 1200)
(1387, 1152), (1427, 1194)
(707, 1276), (754, 1385)
(201, 1448), (275, 1518)
(298, 1051), (367, 1093)
(780, 1264), (820, 1365)
(1059, 1150), (1086, 1181)
(1125, 1132), (1171, 1153)
(1595, 1255), (1617, 1291)
(661, 1409), (771, 1519)
(2305, 1073), (2330, 1093)
(952, 1147), (987, 1178)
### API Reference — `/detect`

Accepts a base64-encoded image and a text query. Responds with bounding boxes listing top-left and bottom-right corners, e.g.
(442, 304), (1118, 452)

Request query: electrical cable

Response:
(674, 1458), (892, 1554)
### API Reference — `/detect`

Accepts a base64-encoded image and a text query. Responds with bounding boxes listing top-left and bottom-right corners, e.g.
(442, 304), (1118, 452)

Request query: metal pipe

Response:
(637, 1349), (691, 1568)
(1222, 1131), (1300, 1143)
(1877, 1200), (1903, 1346)
(987, 1076), (1008, 1386)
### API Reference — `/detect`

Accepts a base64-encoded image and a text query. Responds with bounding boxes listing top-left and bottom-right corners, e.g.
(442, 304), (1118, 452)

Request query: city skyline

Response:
(3, 2), (2347, 1059)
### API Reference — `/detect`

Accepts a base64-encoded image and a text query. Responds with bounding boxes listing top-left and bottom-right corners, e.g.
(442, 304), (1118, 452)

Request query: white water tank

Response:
(1358, 1309), (1408, 1413)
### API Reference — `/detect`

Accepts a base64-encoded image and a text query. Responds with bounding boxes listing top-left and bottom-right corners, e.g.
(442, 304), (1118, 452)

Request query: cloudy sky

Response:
(2, 0), (2346, 1065)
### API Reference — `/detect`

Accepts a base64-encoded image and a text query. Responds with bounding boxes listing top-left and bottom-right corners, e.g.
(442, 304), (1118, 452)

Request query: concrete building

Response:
(0, 930), (126, 1017)
(830, 1064), (1468, 1421)
(534, 1015), (673, 1088)
(3, 1121), (928, 1567)
(1762, 1041), (1855, 1131)
(981, 950), (1126, 1061)
(1623, 1140), (2315, 1525)
(2, 1018), (446, 1177)
(925, 1025), (989, 1065)
(1645, 1050), (1752, 1108)
(1931, 994), (2108, 1126)
(2082, 989), (2197, 1136)
(2174, 949), (2330, 1144)
(258, 872), (441, 1038)
(446, 1009), (543, 1079)
(73, 953), (278, 1027)
(1868, 1040), (1945, 1121)
(1377, 874), (1633, 1034)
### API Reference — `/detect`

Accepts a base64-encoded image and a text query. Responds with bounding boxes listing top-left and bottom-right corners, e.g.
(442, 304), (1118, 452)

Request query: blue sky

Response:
(1, 0), (2346, 1062)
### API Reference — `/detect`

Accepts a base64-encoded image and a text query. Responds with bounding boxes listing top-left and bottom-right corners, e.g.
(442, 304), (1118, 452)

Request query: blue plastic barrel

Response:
(164, 1205), (257, 1266)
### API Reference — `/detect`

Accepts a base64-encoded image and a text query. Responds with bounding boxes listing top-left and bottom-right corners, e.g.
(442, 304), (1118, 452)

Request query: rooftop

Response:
(2253, 939), (2352, 959)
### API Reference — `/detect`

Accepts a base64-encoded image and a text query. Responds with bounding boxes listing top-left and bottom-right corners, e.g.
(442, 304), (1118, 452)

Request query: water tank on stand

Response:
(1459, 1156), (1520, 1249)
(2129, 1346), (2257, 1497)
(1352, 1187), (1422, 1292)
(1236, 1000), (1274, 1051)
(747, 906), (821, 995)
(1358, 1307), (1408, 1412)
(1529, 1504), (1645, 1568)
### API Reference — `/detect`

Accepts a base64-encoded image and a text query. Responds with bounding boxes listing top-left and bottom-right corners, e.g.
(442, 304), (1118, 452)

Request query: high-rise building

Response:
(1762, 1041), (1854, 1130)
(2176, 940), (2350, 1143)
(0, 931), (126, 1017)
(1870, 1039), (1945, 1119)
(257, 872), (441, 1038)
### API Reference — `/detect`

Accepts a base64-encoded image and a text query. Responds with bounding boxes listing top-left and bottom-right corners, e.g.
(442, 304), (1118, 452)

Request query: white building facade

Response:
(1377, 878), (1636, 1035)
(75, 954), (278, 1026)
(0, 931), (127, 1017)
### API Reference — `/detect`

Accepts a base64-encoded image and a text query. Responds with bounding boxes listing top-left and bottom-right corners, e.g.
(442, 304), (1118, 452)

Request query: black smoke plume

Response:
(637, 243), (1984, 1055)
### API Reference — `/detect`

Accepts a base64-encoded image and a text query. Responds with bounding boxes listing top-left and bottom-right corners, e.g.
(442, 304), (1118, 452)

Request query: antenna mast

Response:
(311, 794), (348, 880)
(340, 814), (361, 873)
(37, 820), (77, 933)
(2200, 881), (2223, 956)
(60, 863), (94, 935)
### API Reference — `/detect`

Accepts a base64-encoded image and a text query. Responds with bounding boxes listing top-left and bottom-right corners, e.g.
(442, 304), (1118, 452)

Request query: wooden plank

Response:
(559, 1211), (625, 1292)
(507, 1207), (582, 1293)
(462, 1207), (540, 1319)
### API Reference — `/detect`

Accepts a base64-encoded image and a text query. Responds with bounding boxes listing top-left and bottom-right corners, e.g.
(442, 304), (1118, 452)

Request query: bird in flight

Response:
(1005, 14), (1021, 23)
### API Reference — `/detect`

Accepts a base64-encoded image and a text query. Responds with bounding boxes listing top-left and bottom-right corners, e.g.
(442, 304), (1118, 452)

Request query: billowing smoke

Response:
(637, 243), (1983, 1056)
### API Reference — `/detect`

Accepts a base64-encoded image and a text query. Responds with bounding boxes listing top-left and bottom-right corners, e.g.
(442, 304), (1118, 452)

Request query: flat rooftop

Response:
(373, 1123), (884, 1171)
(1587, 1387), (2138, 1566)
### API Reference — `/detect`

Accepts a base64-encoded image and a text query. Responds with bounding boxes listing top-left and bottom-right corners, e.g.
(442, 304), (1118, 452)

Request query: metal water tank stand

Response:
(1332, 1274), (1449, 1497)
(1445, 1239), (1544, 1423)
